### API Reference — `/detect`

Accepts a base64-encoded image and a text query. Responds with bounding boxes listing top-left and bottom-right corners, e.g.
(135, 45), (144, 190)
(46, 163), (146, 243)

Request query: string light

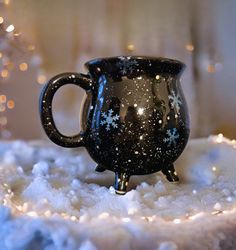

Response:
(207, 64), (216, 73)
(98, 212), (109, 219)
(19, 62), (28, 71)
(185, 44), (194, 52)
(13, 32), (21, 37)
(173, 218), (181, 224)
(122, 217), (131, 222)
(188, 212), (205, 220)
(1, 69), (9, 78)
(37, 74), (47, 84)
(28, 45), (35, 51)
(7, 100), (15, 109)
(0, 95), (6, 103)
(27, 211), (38, 217)
(0, 9), (41, 139)
(215, 133), (224, 143)
(212, 166), (217, 172)
(5, 24), (14, 33)
(192, 189), (197, 195)
(44, 210), (52, 217)
(4, 0), (10, 5)
(127, 44), (135, 52)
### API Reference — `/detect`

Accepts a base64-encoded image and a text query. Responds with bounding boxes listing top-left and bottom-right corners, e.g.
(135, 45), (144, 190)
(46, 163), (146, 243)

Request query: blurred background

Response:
(0, 0), (235, 140)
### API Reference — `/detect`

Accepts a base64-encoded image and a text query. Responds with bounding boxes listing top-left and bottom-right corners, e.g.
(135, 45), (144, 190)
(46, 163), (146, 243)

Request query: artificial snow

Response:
(0, 136), (236, 249)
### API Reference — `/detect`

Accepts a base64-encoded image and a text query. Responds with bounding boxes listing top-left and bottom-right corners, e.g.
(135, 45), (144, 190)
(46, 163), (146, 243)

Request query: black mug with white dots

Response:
(39, 56), (190, 194)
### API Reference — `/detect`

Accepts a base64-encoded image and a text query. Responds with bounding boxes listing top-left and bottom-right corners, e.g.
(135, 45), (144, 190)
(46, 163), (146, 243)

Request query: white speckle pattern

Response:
(117, 57), (139, 75)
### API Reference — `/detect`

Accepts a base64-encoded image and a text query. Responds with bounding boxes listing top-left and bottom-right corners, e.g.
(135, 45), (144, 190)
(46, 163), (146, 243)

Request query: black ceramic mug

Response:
(39, 56), (190, 194)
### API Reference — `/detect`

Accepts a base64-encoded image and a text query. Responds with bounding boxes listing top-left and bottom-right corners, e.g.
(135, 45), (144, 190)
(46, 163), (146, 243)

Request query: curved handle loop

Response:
(39, 72), (93, 148)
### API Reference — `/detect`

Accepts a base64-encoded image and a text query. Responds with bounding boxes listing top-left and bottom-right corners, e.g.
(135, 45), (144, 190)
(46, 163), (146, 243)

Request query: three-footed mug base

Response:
(114, 172), (130, 195)
(113, 164), (179, 195)
(161, 164), (180, 182)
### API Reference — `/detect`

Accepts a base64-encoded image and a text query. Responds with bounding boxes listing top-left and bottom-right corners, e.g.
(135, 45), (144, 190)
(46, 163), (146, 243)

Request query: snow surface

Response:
(0, 136), (236, 249)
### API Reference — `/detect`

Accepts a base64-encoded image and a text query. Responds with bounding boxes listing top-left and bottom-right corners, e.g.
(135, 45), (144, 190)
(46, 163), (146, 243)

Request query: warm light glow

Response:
(188, 212), (205, 220)
(19, 62), (28, 71)
(185, 44), (194, 52)
(0, 17), (4, 24)
(173, 218), (181, 224)
(70, 216), (77, 221)
(27, 211), (38, 217)
(122, 217), (131, 222)
(1, 69), (9, 78)
(4, 0), (10, 5)
(37, 75), (46, 84)
(28, 45), (35, 51)
(155, 75), (160, 80)
(44, 210), (52, 217)
(6, 24), (14, 33)
(215, 133), (223, 143)
(7, 100), (15, 109)
(127, 44), (135, 51)
(13, 32), (21, 37)
(212, 166), (217, 172)
(0, 52), (2, 58)
(207, 64), (216, 73)
(0, 95), (6, 103)
(98, 212), (109, 219)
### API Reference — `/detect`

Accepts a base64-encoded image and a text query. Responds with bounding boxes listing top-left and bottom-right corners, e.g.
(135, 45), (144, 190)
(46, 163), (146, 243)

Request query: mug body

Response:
(82, 56), (190, 176)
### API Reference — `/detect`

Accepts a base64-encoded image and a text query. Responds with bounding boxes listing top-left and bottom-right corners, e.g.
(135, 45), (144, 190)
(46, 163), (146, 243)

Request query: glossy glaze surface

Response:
(40, 56), (190, 194)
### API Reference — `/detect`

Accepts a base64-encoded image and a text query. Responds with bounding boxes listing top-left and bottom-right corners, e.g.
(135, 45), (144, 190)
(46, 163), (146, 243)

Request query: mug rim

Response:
(85, 55), (186, 68)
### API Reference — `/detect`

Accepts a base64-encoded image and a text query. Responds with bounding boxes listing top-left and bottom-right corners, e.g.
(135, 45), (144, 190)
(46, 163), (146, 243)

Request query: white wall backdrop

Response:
(1, 0), (236, 139)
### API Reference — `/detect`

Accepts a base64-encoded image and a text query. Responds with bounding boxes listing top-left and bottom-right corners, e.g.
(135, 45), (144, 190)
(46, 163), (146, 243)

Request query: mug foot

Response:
(95, 164), (106, 172)
(162, 164), (179, 182)
(114, 172), (130, 195)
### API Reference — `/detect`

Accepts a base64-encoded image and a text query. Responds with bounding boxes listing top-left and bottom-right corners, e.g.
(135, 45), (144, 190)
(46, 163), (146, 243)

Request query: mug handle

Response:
(39, 72), (93, 148)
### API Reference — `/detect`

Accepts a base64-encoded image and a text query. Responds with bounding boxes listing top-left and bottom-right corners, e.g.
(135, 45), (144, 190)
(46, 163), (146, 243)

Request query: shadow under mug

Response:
(39, 56), (190, 194)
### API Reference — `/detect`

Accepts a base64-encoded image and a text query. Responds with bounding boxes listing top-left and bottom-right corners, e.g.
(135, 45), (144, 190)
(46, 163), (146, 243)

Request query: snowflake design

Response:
(100, 109), (120, 131)
(163, 128), (179, 147)
(168, 90), (182, 113)
(117, 57), (139, 75)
